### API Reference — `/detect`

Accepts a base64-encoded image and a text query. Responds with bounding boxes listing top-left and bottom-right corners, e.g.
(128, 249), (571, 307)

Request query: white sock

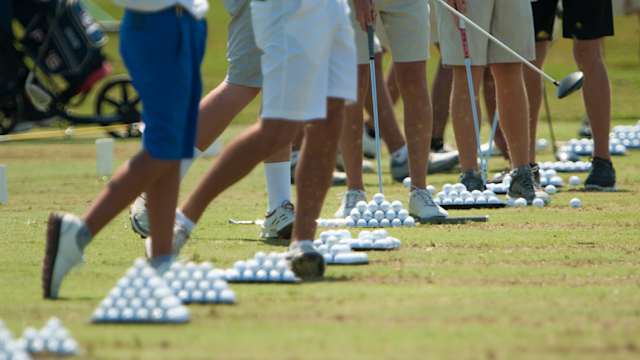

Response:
(175, 208), (195, 232)
(290, 240), (312, 250)
(179, 147), (203, 182)
(264, 161), (292, 213)
(390, 144), (408, 165)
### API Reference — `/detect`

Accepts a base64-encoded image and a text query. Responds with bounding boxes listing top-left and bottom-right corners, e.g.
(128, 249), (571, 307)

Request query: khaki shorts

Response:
(428, 0), (439, 43)
(348, 0), (430, 64)
(612, 0), (640, 15)
(437, 0), (535, 66)
(223, 0), (263, 88)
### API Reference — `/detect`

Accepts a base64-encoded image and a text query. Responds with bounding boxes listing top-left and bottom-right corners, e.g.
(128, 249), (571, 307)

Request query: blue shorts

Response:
(120, 8), (207, 160)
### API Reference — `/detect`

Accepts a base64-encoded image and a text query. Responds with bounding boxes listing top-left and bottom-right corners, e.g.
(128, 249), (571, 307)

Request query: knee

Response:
(573, 40), (603, 67)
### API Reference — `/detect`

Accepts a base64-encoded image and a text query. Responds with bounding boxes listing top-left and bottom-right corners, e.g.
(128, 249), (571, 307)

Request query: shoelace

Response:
(337, 191), (362, 209)
(414, 189), (436, 207)
(516, 170), (535, 194)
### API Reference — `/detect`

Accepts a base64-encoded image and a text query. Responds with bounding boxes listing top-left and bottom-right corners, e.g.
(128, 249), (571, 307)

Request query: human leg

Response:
(430, 47), (453, 149)
(523, 41), (549, 164)
(450, 65), (484, 172)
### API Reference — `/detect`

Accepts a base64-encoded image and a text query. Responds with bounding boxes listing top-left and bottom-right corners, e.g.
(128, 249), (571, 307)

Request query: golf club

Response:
(25, 0), (68, 111)
(366, 6), (383, 194)
(543, 82), (581, 162)
(457, 18), (486, 186)
(436, 0), (584, 99)
(482, 112), (500, 176)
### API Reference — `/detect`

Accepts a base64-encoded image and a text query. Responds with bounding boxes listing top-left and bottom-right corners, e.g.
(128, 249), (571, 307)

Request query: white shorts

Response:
(251, 0), (357, 121)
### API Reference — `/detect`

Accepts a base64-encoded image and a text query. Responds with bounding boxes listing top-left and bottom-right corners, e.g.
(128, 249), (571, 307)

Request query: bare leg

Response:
(523, 41), (549, 164)
(574, 39), (612, 161)
(194, 81), (261, 151)
(362, 53), (406, 153)
(341, 64), (369, 191)
(483, 67), (509, 162)
(385, 61), (400, 105)
(82, 150), (179, 256)
(489, 63), (530, 169)
(450, 66), (484, 172)
(394, 60), (432, 190)
(292, 98), (345, 241)
(431, 45), (453, 142)
(180, 120), (300, 224)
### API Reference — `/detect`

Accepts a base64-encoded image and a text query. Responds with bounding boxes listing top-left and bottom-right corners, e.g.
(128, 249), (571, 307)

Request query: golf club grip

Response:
(459, 28), (470, 60)
(367, 26), (374, 60)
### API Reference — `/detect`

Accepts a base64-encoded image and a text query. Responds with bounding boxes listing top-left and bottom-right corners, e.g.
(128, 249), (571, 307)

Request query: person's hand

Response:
(446, 0), (467, 28)
(353, 0), (376, 32)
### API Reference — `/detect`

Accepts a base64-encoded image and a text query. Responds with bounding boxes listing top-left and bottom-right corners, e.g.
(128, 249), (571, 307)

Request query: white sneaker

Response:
(408, 189), (448, 222)
(145, 222), (192, 259)
(284, 243), (326, 277)
(334, 189), (367, 219)
(129, 194), (149, 238)
(336, 154), (376, 173)
(42, 213), (85, 299)
(260, 200), (295, 239)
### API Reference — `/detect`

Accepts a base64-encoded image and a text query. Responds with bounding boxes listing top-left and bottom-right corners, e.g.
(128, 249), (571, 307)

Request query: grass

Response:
(1, 2), (640, 359)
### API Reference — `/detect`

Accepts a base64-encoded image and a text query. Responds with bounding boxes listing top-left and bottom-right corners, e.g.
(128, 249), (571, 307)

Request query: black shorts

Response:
(532, 0), (614, 41)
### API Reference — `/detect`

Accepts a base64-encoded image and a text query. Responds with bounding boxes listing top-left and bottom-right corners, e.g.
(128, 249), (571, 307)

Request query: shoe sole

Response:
(584, 184), (617, 192)
(291, 252), (326, 277)
(129, 206), (149, 239)
(259, 222), (293, 239)
(42, 212), (63, 299)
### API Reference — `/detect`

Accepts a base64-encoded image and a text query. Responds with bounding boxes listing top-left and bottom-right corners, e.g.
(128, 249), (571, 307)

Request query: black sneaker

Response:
(507, 165), (550, 204)
(578, 115), (592, 138)
(584, 157), (617, 191)
(459, 169), (484, 192)
(531, 163), (542, 190)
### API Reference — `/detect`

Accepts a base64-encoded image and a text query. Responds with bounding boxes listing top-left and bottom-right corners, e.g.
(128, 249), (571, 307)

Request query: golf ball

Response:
(385, 209), (396, 220)
(391, 200), (403, 212)
(402, 177), (411, 188)
(391, 218), (402, 227)
(532, 198), (544, 208)
(380, 201), (391, 212)
(487, 196), (501, 205)
(426, 185), (436, 194)
(506, 198), (515, 207)
(442, 198), (453, 205)
(550, 176), (563, 186)
(373, 193), (385, 204)
(362, 210), (373, 221)
(326, 236), (339, 247)
(442, 183), (453, 193)
(345, 218), (356, 227)
(464, 197), (475, 205)
(570, 198), (581, 208)
(471, 190), (482, 199)
(356, 201), (368, 212)
(367, 201), (379, 212)
(475, 197), (487, 205)
(436, 191), (447, 200)
(368, 219), (379, 227)
(350, 208), (361, 221)
(453, 198), (464, 205)
(545, 185), (557, 195)
(460, 190), (471, 199)
(380, 218), (390, 227)
(537, 138), (549, 150)
(514, 198), (527, 207)
(356, 219), (367, 227)
(397, 209), (409, 221)
(453, 183), (466, 193)
(374, 210), (385, 221)
(403, 216), (415, 227)
(569, 176), (580, 186)
(448, 190), (459, 199)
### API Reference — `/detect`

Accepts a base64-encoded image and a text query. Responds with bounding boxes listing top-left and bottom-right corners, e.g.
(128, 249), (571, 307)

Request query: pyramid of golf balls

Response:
(610, 124), (640, 149)
(538, 169), (565, 187)
(319, 193), (415, 228)
(218, 252), (296, 283)
(560, 138), (628, 156)
(434, 183), (504, 206)
(91, 259), (191, 323)
(312, 230), (369, 265)
(0, 319), (32, 360)
(162, 261), (238, 299)
(538, 160), (591, 173)
(18, 317), (79, 356)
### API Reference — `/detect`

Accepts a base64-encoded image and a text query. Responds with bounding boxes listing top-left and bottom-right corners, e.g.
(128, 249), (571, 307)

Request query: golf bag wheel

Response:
(0, 95), (24, 135)
(95, 75), (142, 139)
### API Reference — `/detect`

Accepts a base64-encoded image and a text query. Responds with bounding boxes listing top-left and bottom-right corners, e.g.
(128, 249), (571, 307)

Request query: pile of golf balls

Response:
(313, 230), (371, 264)
(435, 183), (504, 206)
(345, 193), (415, 228)
(538, 169), (564, 187)
(18, 317), (79, 356)
(560, 138), (628, 155)
(220, 252), (296, 283)
(0, 319), (31, 360)
(162, 262), (238, 299)
(610, 124), (640, 149)
(538, 160), (591, 173)
(91, 259), (191, 323)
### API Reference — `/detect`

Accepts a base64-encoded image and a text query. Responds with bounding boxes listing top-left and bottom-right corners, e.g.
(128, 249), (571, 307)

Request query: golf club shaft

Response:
(542, 81), (558, 153)
(367, 21), (383, 194)
(436, 0), (559, 86)
(459, 19), (485, 186)
(484, 111), (499, 178)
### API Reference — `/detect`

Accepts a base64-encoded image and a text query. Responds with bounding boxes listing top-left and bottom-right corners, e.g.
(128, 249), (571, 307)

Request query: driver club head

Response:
(556, 71), (584, 99)
(555, 149), (582, 162)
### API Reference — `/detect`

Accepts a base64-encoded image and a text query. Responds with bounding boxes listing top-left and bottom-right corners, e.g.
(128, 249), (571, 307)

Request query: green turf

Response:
(1, 2), (640, 360)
